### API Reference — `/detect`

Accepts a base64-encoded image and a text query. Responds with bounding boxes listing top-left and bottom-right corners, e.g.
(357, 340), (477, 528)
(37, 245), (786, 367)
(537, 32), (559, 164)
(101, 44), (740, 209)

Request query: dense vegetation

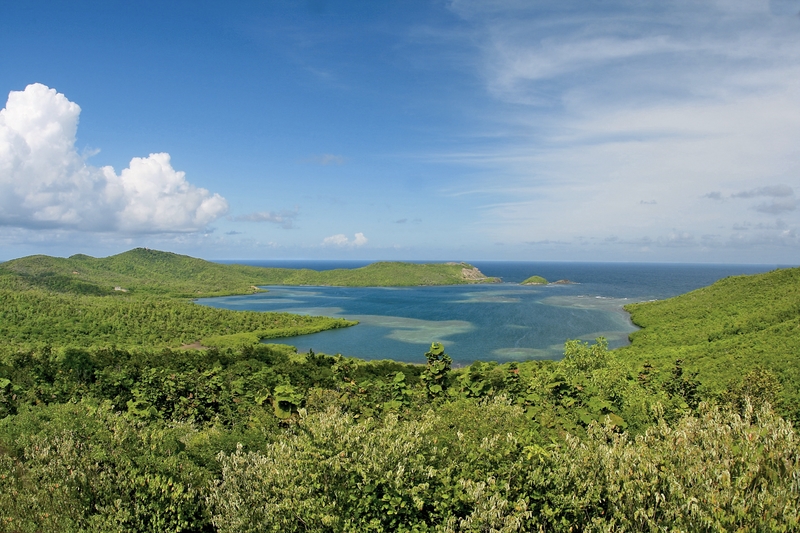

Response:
(0, 288), (353, 351)
(0, 253), (798, 531)
(617, 266), (800, 423)
(0, 249), (363, 351)
(1, 340), (796, 532)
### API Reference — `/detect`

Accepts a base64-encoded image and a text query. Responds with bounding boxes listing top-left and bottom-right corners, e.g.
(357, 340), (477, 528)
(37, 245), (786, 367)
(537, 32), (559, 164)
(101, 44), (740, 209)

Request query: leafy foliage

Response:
(209, 399), (800, 533)
(421, 341), (452, 398)
(2, 337), (796, 532)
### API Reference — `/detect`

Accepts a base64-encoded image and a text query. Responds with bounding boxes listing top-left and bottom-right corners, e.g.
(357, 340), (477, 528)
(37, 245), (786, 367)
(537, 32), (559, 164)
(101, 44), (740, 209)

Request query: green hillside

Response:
(0, 249), (277, 297)
(616, 266), (800, 418)
(0, 249), (360, 351)
(0, 249), (498, 297)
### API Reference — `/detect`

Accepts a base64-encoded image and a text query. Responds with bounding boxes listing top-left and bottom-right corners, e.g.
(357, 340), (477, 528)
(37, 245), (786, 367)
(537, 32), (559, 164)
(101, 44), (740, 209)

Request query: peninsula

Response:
(0, 248), (499, 295)
(0, 249), (497, 350)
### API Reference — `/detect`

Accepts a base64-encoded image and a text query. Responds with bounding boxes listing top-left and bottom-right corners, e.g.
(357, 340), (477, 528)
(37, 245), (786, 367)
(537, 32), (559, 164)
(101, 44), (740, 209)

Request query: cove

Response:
(200, 261), (780, 365)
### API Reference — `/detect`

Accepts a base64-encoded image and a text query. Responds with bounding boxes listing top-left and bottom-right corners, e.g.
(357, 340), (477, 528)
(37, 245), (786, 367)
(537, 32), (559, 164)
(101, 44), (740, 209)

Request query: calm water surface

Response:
(201, 261), (784, 365)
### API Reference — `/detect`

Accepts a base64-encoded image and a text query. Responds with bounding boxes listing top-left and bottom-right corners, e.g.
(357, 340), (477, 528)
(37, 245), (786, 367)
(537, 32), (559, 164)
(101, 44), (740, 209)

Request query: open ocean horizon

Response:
(204, 260), (790, 365)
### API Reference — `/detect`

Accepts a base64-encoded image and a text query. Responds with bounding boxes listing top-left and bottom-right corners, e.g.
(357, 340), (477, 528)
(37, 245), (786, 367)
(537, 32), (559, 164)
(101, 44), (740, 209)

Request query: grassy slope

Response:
(615, 267), (800, 409)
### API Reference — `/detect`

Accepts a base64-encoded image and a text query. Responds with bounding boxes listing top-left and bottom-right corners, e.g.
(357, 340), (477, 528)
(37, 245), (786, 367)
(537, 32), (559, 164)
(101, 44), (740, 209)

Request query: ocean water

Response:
(201, 261), (785, 365)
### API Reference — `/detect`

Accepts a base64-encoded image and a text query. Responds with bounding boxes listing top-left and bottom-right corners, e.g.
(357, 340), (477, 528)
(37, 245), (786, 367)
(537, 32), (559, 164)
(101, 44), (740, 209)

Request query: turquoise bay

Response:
(200, 261), (779, 365)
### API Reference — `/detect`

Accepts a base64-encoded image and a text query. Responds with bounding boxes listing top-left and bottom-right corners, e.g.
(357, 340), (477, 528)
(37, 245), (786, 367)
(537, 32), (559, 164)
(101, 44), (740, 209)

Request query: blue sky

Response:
(1, 0), (799, 263)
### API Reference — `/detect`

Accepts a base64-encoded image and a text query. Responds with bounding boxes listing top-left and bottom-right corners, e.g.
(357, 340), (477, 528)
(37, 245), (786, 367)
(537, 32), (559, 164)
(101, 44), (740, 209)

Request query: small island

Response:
(521, 275), (548, 285)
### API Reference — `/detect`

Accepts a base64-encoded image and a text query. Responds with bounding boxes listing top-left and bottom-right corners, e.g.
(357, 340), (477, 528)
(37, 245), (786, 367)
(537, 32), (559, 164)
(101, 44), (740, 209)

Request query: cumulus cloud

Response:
(234, 209), (298, 229)
(0, 83), (228, 233)
(321, 232), (368, 247)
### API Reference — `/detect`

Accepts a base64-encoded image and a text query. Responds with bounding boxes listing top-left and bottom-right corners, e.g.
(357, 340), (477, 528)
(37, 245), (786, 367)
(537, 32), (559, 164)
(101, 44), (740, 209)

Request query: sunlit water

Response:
(200, 261), (783, 365)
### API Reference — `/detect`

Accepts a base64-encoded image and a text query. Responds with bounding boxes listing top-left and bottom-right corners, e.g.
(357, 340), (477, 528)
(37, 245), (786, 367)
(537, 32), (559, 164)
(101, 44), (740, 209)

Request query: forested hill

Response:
(0, 248), (359, 350)
(0, 248), (498, 297)
(617, 266), (800, 418)
(0, 249), (270, 297)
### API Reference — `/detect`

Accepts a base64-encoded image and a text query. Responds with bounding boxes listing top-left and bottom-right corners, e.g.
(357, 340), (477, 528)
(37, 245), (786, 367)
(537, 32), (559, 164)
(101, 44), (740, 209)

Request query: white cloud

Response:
(321, 232), (368, 248)
(0, 83), (228, 233)
(434, 2), (800, 257)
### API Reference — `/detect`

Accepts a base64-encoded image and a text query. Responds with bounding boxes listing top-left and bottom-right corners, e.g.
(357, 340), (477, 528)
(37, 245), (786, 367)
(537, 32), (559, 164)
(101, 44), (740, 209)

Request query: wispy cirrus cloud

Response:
(423, 0), (800, 259)
(704, 184), (797, 214)
(234, 208), (299, 229)
(732, 184), (794, 199)
(309, 153), (346, 165)
(733, 184), (797, 214)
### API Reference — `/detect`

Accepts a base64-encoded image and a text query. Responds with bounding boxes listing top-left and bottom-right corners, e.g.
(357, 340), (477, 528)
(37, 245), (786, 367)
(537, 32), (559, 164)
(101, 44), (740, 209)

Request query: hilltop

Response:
(0, 249), (360, 351)
(0, 248), (269, 297)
